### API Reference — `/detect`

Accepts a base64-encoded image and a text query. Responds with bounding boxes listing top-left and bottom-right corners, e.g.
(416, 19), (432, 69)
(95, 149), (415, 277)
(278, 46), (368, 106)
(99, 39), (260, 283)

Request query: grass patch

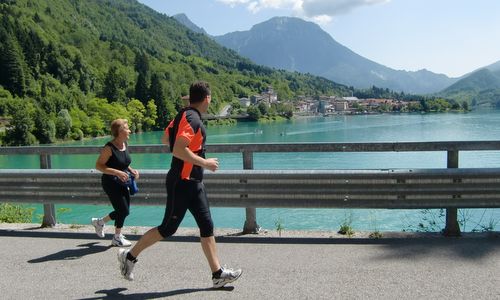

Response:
(0, 203), (35, 223)
(275, 218), (285, 237)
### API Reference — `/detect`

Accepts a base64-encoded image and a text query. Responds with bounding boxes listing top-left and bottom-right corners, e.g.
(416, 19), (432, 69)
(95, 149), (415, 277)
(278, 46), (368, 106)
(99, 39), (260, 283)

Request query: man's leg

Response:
(129, 178), (187, 258)
(200, 235), (242, 288)
(129, 227), (164, 257)
(191, 183), (242, 287)
(200, 236), (221, 272)
(117, 227), (163, 281)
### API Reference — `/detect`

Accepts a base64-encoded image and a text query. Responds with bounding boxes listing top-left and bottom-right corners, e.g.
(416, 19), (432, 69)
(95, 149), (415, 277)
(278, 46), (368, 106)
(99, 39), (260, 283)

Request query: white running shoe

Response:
(91, 218), (105, 238)
(112, 234), (132, 247)
(212, 266), (243, 288)
(117, 249), (136, 281)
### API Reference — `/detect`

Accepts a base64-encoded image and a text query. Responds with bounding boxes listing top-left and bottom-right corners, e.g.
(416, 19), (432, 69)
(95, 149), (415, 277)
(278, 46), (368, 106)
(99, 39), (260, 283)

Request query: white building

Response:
(239, 97), (251, 107)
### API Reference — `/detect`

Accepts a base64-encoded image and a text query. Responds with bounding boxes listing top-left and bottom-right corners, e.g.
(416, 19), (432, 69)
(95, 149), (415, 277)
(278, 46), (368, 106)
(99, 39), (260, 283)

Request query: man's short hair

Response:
(189, 81), (211, 104)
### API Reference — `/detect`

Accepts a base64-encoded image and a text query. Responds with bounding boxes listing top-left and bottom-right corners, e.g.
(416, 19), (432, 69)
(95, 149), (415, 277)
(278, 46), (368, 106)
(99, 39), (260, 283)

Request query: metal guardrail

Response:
(2, 141), (500, 155)
(2, 168), (500, 208)
(2, 141), (500, 236)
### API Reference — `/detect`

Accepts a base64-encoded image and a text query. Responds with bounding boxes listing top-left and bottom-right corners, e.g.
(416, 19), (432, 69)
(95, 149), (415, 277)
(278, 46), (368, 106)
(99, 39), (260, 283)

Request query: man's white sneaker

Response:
(212, 267), (242, 288)
(112, 234), (132, 247)
(91, 218), (105, 238)
(117, 249), (136, 281)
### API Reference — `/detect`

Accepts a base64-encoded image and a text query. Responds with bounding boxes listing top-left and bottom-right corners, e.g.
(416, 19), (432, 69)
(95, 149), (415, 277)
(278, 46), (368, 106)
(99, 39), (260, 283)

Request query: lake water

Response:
(3, 110), (500, 232)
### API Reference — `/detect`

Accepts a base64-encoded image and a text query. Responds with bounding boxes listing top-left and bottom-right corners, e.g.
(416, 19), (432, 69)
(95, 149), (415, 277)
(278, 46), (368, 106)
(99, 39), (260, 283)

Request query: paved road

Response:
(1, 225), (499, 299)
(218, 104), (231, 117)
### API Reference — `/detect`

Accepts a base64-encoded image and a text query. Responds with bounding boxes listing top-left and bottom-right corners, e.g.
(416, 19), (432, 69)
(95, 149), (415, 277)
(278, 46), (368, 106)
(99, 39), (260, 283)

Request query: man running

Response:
(117, 81), (242, 288)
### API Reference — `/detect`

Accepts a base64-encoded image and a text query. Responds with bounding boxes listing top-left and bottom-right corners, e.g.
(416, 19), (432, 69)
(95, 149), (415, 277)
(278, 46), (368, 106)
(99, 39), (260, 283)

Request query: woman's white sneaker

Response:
(112, 234), (131, 247)
(91, 218), (105, 238)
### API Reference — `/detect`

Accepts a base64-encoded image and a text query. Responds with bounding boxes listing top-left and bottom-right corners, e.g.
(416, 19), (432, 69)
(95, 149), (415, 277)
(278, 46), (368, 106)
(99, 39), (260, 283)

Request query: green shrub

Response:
(0, 203), (35, 223)
(338, 224), (354, 236)
(275, 218), (285, 237)
(338, 210), (355, 237)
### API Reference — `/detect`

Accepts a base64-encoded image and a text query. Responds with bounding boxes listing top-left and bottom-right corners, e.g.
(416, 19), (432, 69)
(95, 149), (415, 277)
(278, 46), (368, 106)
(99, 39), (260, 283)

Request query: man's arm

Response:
(172, 136), (218, 172)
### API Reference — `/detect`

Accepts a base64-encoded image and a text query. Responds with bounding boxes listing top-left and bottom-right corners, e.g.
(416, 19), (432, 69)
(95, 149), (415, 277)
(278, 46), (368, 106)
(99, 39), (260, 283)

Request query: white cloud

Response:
(217, 0), (299, 13)
(217, 0), (251, 8)
(311, 14), (333, 26)
(301, 0), (390, 17)
(249, 0), (300, 13)
(217, 0), (390, 19)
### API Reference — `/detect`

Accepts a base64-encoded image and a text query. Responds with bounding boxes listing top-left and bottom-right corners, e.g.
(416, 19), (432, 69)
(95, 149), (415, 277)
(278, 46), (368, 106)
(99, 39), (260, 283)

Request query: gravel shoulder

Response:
(1, 222), (498, 240)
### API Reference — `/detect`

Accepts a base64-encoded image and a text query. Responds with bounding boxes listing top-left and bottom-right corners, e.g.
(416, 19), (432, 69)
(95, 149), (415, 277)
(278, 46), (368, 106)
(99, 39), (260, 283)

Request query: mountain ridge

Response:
(173, 13), (208, 35)
(213, 16), (457, 94)
(438, 68), (500, 107)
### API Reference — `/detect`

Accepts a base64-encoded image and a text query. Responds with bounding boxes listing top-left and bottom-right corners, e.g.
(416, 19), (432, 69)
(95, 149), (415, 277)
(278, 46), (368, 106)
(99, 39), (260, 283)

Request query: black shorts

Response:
(157, 175), (214, 238)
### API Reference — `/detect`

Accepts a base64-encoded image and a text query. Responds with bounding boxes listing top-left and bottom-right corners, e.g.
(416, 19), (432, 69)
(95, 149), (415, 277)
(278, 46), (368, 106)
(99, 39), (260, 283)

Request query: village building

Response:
(334, 101), (349, 112)
(239, 97), (251, 107)
(251, 86), (278, 107)
(244, 87), (416, 116)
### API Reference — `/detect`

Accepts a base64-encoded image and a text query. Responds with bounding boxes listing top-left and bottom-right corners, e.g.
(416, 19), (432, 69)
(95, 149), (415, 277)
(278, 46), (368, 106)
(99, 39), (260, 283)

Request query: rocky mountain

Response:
(214, 17), (457, 94)
(173, 13), (208, 35)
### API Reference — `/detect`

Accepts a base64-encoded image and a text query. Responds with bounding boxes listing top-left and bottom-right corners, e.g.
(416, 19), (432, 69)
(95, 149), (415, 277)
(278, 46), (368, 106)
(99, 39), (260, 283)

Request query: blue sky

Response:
(137, 0), (500, 78)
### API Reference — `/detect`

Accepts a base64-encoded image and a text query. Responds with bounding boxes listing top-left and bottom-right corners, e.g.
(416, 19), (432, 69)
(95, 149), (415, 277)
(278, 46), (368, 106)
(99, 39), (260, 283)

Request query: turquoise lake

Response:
(2, 110), (500, 232)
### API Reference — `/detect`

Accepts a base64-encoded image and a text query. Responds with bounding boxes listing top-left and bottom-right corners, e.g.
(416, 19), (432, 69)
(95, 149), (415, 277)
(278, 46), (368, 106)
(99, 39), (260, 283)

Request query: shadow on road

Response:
(376, 237), (500, 261)
(78, 286), (235, 299)
(3, 228), (498, 262)
(28, 242), (111, 263)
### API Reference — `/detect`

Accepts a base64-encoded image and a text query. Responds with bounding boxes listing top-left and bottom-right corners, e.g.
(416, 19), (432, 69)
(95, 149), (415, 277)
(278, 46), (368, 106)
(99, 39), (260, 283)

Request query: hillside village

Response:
(240, 87), (421, 116)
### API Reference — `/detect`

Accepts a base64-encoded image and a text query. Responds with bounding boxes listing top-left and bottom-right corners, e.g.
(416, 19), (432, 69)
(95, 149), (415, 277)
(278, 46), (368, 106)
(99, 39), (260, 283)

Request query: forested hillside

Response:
(438, 68), (500, 108)
(0, 0), (351, 146)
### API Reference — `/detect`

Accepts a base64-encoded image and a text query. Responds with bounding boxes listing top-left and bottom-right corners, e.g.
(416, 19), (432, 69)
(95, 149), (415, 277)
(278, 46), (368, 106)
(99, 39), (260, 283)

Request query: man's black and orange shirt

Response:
(165, 107), (206, 181)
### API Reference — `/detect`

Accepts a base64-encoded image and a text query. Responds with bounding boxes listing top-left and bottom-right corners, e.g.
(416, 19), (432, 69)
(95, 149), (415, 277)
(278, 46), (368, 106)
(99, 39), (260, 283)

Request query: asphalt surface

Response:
(0, 225), (499, 300)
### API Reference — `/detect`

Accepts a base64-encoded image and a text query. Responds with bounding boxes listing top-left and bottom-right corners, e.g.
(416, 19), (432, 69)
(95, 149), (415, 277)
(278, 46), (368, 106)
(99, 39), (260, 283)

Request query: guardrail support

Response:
(242, 150), (260, 234)
(444, 150), (460, 237)
(40, 153), (56, 228)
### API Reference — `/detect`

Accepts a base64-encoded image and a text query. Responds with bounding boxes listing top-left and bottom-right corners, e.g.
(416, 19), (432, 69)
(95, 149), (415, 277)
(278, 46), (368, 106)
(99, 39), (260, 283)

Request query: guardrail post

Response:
(242, 150), (260, 234)
(444, 150), (460, 237)
(40, 153), (56, 228)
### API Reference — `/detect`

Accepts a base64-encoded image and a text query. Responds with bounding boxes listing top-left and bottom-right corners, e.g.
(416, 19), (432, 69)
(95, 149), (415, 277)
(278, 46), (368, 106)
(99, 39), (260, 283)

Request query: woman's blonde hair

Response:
(110, 119), (128, 138)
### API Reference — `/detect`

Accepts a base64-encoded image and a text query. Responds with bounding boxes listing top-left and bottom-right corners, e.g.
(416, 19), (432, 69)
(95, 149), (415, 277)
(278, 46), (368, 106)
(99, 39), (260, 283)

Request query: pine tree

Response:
(0, 31), (27, 96)
(149, 73), (169, 128)
(134, 52), (150, 104)
(135, 72), (149, 104)
(134, 52), (149, 76)
(102, 66), (121, 102)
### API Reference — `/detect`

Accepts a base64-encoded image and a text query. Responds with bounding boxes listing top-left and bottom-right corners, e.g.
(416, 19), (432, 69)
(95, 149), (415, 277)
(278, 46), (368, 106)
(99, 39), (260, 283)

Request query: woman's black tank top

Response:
(104, 141), (131, 171)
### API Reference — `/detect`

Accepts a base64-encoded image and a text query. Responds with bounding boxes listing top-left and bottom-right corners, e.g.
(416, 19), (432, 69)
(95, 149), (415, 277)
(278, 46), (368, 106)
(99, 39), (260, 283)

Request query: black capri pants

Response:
(157, 175), (214, 238)
(101, 175), (130, 228)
